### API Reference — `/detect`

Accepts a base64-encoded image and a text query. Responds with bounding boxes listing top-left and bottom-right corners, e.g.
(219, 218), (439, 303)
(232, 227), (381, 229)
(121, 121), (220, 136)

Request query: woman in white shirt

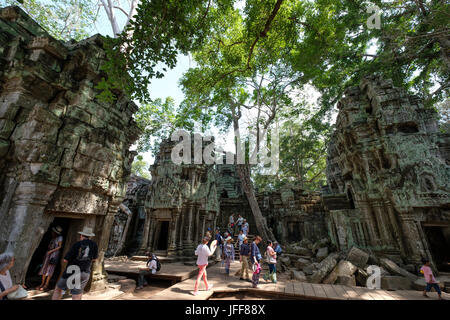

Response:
(0, 252), (20, 300)
(193, 237), (214, 296)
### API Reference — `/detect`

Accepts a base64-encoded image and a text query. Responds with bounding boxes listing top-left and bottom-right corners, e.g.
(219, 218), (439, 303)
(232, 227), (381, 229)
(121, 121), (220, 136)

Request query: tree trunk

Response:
(230, 103), (277, 243)
(235, 164), (276, 242)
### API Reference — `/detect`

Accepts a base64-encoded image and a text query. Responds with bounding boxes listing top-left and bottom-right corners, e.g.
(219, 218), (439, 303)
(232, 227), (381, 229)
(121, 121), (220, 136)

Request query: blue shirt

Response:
(240, 243), (250, 256)
(250, 242), (261, 262)
(274, 245), (282, 254)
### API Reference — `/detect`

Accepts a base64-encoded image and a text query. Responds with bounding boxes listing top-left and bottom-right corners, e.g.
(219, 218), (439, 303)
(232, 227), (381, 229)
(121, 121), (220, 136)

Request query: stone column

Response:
(398, 213), (427, 265)
(183, 205), (194, 255)
(194, 206), (200, 244)
(372, 202), (393, 245)
(201, 211), (207, 240)
(167, 210), (180, 256)
(89, 202), (118, 292)
(183, 206), (194, 256)
(177, 208), (185, 255)
(1, 181), (57, 284)
(359, 201), (380, 247)
(138, 208), (152, 255)
(385, 202), (406, 256)
(146, 213), (157, 253)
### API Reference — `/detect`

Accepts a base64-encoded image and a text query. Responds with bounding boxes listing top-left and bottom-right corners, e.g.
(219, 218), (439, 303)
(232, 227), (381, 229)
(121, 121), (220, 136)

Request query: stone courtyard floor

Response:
(146, 261), (449, 300)
(26, 260), (449, 300)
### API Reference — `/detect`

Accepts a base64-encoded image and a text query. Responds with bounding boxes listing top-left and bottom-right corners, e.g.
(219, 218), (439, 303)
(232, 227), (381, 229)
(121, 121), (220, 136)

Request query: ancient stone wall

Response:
(106, 175), (151, 256)
(324, 75), (450, 270)
(134, 138), (220, 258)
(261, 186), (328, 244)
(0, 6), (140, 288)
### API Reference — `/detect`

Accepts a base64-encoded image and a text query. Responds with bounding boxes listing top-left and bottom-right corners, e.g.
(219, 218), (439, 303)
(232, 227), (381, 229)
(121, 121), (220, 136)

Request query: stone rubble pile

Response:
(283, 241), (428, 291)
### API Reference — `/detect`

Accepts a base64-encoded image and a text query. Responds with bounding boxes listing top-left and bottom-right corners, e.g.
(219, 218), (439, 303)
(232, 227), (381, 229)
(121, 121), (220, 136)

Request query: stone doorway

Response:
(156, 221), (170, 251)
(423, 225), (450, 272)
(25, 217), (72, 289)
(287, 221), (302, 242)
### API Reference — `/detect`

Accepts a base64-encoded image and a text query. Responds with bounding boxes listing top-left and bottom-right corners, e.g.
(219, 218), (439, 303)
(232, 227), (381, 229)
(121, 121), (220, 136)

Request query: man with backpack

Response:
(136, 252), (160, 290)
(52, 226), (98, 300)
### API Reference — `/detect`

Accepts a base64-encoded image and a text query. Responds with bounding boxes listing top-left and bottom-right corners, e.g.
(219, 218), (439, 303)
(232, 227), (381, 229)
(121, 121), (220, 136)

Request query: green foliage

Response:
(131, 156), (151, 179)
(0, 0), (98, 41)
(99, 0), (235, 103)
(133, 97), (194, 155)
(254, 93), (333, 192)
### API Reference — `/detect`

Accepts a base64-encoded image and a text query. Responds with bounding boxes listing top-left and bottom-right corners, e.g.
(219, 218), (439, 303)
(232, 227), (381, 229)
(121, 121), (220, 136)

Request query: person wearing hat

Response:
(223, 236), (235, 275)
(52, 226), (98, 300)
(36, 225), (64, 291)
(237, 236), (251, 281)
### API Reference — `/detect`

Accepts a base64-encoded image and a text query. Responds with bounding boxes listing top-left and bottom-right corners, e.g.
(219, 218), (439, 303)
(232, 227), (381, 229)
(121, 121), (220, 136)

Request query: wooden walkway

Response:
(149, 261), (449, 300)
(105, 260), (205, 285)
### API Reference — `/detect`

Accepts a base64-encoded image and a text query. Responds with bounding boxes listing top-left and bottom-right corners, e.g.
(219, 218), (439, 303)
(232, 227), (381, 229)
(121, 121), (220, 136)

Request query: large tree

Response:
(0, 0), (99, 40)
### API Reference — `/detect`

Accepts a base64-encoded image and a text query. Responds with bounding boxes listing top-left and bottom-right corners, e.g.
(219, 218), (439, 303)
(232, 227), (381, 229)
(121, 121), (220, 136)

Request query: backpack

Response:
(149, 255), (161, 272)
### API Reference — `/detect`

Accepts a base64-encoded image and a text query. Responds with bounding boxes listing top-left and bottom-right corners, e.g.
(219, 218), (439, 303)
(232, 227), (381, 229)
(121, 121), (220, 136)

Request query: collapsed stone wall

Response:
(261, 186), (328, 244)
(324, 75), (450, 270)
(0, 6), (140, 288)
(106, 175), (151, 257)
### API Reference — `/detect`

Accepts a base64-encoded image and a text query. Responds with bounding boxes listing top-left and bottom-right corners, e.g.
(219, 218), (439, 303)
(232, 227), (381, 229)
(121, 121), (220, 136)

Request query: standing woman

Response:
(0, 252), (22, 300)
(37, 226), (63, 291)
(263, 240), (277, 283)
(193, 237), (214, 296)
(223, 236), (235, 275)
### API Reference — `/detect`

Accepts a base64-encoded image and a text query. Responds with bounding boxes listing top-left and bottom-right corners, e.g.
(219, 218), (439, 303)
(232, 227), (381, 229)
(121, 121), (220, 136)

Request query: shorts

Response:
(56, 271), (90, 295)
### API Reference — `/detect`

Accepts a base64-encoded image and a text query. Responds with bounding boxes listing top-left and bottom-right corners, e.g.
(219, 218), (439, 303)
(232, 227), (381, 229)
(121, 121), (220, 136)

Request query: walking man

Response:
(52, 226), (98, 300)
(238, 236), (251, 281)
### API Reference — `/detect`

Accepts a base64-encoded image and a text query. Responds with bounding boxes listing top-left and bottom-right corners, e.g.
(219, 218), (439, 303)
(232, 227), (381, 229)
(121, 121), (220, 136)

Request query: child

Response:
(420, 258), (443, 300)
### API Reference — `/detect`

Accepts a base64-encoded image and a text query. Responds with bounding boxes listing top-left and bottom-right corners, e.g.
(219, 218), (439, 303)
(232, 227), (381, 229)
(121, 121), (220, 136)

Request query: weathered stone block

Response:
(323, 260), (358, 284)
(310, 253), (339, 283)
(295, 257), (311, 270)
(346, 247), (370, 268)
(316, 247), (329, 262)
(380, 258), (417, 281)
(336, 275), (356, 286)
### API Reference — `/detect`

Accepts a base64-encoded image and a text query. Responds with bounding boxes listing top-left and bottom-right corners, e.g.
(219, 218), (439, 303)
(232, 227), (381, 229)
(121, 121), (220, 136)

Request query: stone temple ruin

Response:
(323, 76), (450, 273)
(0, 7), (449, 296)
(0, 6), (140, 290)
